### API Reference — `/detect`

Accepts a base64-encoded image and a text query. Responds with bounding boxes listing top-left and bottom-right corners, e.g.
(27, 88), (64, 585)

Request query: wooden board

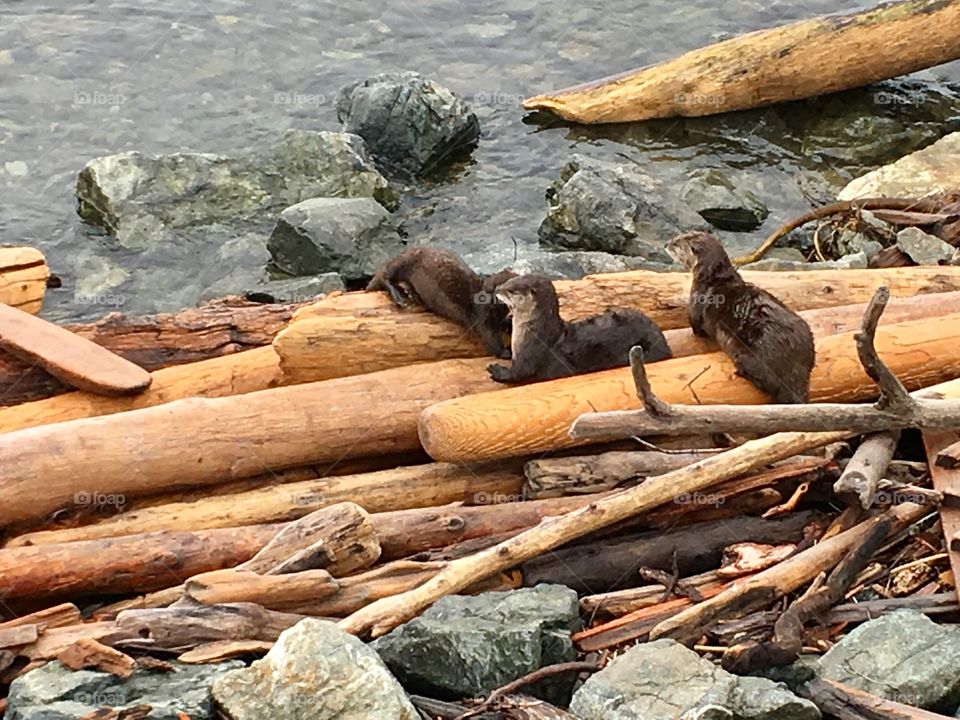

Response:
(923, 430), (960, 596)
(0, 303), (152, 396)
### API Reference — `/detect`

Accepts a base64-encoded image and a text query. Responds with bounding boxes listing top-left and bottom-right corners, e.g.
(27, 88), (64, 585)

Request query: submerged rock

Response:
(569, 639), (819, 720)
(682, 169), (769, 232)
(374, 584), (580, 705)
(267, 197), (403, 280)
(817, 610), (960, 712)
(213, 618), (417, 720)
(76, 129), (395, 248)
(7, 659), (241, 720)
(895, 226), (954, 265)
(839, 130), (960, 200)
(337, 71), (480, 177)
(538, 156), (680, 259)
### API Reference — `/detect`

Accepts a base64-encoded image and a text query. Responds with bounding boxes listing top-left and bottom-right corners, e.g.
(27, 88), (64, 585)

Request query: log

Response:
(521, 512), (819, 594)
(834, 431), (901, 509)
(238, 502), (380, 575)
(339, 428), (850, 637)
(521, 0), (960, 123)
(7, 461), (525, 547)
(421, 315), (960, 463)
(648, 503), (927, 644)
(182, 569), (340, 611)
(922, 430), (960, 592)
(0, 603), (81, 630)
(276, 271), (960, 382)
(0, 357), (501, 528)
(0, 296), (303, 406)
(0, 304), (152, 396)
(798, 677), (956, 720)
(0, 246), (48, 314)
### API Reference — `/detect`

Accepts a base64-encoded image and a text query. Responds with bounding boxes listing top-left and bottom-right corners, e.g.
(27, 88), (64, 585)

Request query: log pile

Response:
(2, 252), (960, 720)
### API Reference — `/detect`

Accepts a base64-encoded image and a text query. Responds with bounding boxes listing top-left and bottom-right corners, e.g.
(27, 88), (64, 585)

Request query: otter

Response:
(487, 274), (672, 383)
(665, 231), (815, 403)
(367, 247), (515, 358)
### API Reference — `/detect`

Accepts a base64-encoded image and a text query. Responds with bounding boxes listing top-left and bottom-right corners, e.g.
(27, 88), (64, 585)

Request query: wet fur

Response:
(367, 248), (515, 358)
(666, 231), (815, 403)
(487, 274), (672, 383)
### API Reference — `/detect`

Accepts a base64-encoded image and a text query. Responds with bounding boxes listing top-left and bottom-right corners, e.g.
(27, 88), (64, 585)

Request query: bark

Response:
(798, 677), (955, 720)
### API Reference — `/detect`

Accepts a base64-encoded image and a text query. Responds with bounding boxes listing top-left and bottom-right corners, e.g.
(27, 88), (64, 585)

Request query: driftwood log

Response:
(277, 270), (960, 382)
(0, 246), (48, 314)
(834, 430), (901, 509)
(420, 313), (960, 463)
(798, 677), (957, 720)
(522, 0), (960, 123)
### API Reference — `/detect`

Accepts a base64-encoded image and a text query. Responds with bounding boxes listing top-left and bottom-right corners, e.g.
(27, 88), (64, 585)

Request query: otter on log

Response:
(367, 247), (515, 358)
(666, 231), (815, 403)
(487, 274), (672, 384)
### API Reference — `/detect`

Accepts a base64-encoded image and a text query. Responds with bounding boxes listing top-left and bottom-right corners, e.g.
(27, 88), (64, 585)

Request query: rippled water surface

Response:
(2, 1), (959, 321)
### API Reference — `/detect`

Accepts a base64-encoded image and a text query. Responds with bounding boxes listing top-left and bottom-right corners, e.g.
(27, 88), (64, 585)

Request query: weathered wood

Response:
(0, 624), (39, 649)
(922, 430), (960, 595)
(7, 461), (525, 547)
(178, 639), (273, 664)
(0, 603), (81, 631)
(276, 271), (960, 382)
(648, 503), (927, 644)
(0, 357), (502, 528)
(0, 246), (48, 314)
(522, 0), (960, 123)
(339, 429), (849, 637)
(421, 316), (960, 464)
(0, 296), (303, 407)
(834, 431), (901, 509)
(799, 677), (956, 720)
(935, 438), (960, 469)
(58, 638), (135, 678)
(521, 513), (819, 594)
(0, 304), (152, 396)
(20, 622), (138, 662)
(183, 569), (340, 611)
(581, 570), (731, 619)
(239, 502), (380, 575)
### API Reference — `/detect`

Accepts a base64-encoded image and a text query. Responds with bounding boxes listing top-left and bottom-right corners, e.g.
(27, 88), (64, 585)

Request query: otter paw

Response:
(487, 363), (512, 382)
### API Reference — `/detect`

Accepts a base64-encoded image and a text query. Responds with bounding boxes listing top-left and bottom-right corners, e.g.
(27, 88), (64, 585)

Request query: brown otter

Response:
(666, 231), (815, 403)
(487, 274), (672, 383)
(366, 247), (515, 358)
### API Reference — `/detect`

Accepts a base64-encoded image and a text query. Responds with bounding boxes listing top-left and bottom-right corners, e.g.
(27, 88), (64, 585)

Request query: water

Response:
(1, 0), (959, 322)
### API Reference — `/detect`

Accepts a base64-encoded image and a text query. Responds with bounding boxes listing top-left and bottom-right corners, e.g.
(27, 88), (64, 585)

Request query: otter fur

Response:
(367, 247), (515, 358)
(487, 274), (672, 383)
(665, 231), (815, 403)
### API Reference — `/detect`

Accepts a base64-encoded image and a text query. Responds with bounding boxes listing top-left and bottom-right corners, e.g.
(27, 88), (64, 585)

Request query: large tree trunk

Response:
(0, 358), (501, 529)
(419, 317), (960, 463)
(278, 272), (960, 382)
(522, 0), (960, 123)
(0, 247), (48, 314)
(0, 297), (303, 406)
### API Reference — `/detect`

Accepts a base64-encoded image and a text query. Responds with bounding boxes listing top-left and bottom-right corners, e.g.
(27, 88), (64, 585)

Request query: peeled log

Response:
(522, 0), (960, 124)
(276, 271), (960, 382)
(420, 315), (960, 463)
(0, 246), (48, 314)
(0, 296), (302, 407)
(0, 358), (500, 528)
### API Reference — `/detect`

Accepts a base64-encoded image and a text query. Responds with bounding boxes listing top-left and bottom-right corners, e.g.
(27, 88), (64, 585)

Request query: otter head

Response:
(495, 274), (559, 320)
(666, 232), (734, 275)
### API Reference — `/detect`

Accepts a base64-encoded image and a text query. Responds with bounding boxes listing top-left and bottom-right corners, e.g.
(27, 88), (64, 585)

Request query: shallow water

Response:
(1, 0), (959, 321)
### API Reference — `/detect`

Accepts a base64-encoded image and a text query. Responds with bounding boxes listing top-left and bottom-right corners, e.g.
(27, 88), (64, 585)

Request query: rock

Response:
(337, 71), (480, 177)
(243, 273), (345, 304)
(509, 249), (672, 279)
(839, 130), (960, 200)
(76, 129), (395, 248)
(7, 659), (241, 720)
(213, 618), (417, 720)
(267, 197), (404, 280)
(682, 169), (769, 232)
(570, 639), (819, 720)
(374, 584), (580, 705)
(833, 229), (884, 260)
(538, 156), (681, 258)
(817, 610), (960, 712)
(895, 226), (954, 265)
(741, 252), (867, 271)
